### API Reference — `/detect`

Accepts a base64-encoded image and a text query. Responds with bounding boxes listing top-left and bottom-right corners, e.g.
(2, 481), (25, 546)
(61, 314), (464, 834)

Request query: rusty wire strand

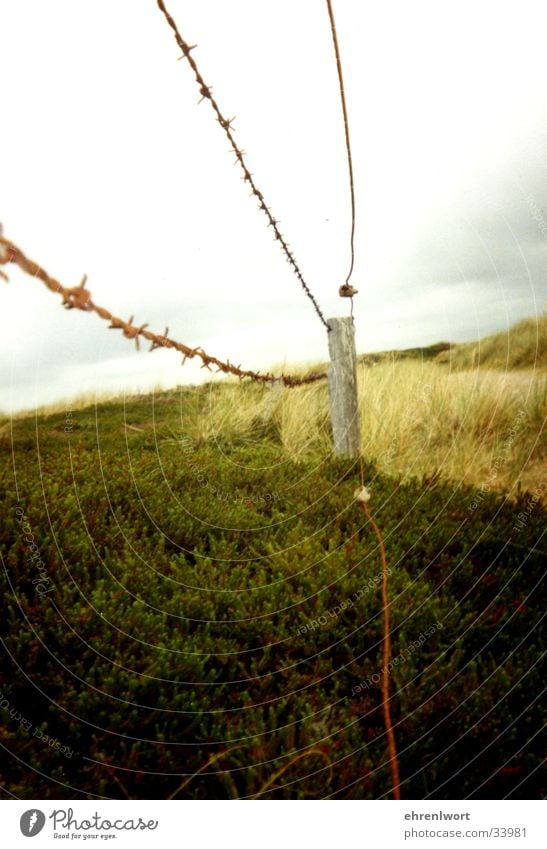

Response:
(326, 0), (356, 288)
(155, 0), (330, 331)
(361, 499), (401, 800)
(0, 234), (326, 388)
(358, 456), (401, 800)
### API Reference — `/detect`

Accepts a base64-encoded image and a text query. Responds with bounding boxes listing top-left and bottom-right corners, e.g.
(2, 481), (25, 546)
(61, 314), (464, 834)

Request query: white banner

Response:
(1, 800), (545, 848)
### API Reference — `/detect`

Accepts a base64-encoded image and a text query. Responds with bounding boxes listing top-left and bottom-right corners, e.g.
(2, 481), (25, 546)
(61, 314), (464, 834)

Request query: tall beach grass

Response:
(195, 360), (545, 495)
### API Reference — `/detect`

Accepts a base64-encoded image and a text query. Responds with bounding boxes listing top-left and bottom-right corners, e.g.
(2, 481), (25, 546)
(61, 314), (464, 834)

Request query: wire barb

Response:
(121, 318), (149, 351)
(62, 274), (93, 311)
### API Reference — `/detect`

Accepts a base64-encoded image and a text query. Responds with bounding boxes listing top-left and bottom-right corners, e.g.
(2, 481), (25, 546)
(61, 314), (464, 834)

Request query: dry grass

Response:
(197, 361), (545, 495)
(357, 361), (545, 493)
(5, 320), (545, 495)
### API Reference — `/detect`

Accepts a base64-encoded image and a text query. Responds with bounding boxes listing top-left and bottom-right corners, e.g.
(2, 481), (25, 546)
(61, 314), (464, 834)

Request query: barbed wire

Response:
(0, 234), (327, 388)
(155, 0), (330, 331)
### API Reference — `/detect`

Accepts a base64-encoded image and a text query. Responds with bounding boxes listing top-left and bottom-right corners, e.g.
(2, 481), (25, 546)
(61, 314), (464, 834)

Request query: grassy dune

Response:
(435, 315), (547, 371)
(5, 316), (545, 496)
(187, 361), (545, 496)
(354, 314), (546, 371)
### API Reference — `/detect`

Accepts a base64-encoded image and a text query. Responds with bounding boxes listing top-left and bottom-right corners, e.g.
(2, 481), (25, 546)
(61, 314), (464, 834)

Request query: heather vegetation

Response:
(0, 337), (544, 797)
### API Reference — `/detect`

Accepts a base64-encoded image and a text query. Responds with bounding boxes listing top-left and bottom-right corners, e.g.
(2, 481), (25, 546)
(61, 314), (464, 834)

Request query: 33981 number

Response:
(491, 827), (526, 838)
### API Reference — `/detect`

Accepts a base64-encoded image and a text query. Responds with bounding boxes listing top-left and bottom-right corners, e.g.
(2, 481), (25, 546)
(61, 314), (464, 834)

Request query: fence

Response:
(1, 0), (399, 800)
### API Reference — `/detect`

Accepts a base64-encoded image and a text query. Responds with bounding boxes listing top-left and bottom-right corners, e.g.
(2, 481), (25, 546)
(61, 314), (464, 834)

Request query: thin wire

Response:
(331, 2), (399, 791)
(326, 0), (356, 287)
(359, 452), (401, 801)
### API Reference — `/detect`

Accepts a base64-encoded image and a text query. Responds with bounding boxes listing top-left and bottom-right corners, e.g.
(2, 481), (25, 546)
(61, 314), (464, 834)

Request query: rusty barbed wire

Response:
(0, 234), (327, 388)
(155, 0), (330, 331)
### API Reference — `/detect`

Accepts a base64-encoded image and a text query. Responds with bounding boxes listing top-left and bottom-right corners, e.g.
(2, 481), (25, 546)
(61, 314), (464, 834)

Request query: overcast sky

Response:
(1, 0), (546, 413)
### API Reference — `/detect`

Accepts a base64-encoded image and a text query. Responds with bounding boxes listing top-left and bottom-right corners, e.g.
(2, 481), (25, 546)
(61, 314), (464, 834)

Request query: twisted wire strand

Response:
(326, 0), (356, 288)
(358, 456), (401, 800)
